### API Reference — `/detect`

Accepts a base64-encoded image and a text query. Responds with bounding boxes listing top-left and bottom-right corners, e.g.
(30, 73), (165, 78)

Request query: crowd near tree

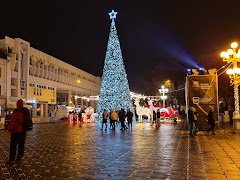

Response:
(101, 108), (134, 131)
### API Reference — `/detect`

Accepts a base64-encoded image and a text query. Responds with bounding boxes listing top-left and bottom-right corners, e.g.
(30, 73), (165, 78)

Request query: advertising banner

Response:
(186, 74), (218, 129)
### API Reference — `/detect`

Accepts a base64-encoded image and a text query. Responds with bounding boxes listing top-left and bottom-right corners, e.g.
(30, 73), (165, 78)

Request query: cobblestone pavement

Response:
(1, 121), (240, 179)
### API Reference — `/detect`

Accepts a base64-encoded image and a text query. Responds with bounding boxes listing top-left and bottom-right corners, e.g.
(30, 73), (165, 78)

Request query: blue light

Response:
(199, 67), (203, 71)
(187, 69), (191, 72)
(108, 10), (118, 20)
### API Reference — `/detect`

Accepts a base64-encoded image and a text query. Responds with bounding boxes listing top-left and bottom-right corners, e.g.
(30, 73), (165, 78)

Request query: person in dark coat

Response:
(109, 110), (114, 130)
(188, 107), (195, 137)
(207, 108), (216, 134)
(8, 99), (30, 163)
(118, 108), (127, 130)
(151, 110), (157, 126)
(101, 109), (108, 131)
(126, 109), (133, 129)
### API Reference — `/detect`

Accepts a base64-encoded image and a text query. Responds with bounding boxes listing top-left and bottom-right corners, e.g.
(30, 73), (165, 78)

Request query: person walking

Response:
(156, 109), (161, 128)
(7, 99), (30, 163)
(126, 109), (133, 129)
(101, 109), (108, 131)
(188, 107), (195, 137)
(111, 110), (118, 130)
(219, 103), (225, 128)
(192, 107), (198, 134)
(207, 107), (216, 134)
(118, 108), (127, 130)
(109, 110), (112, 129)
(151, 110), (157, 126)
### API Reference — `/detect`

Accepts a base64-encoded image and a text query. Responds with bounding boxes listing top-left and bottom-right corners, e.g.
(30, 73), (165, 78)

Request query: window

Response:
(0, 85), (1, 95)
(0, 67), (1, 77)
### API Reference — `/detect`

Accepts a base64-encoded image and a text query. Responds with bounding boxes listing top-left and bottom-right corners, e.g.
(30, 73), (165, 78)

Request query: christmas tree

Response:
(97, 10), (133, 117)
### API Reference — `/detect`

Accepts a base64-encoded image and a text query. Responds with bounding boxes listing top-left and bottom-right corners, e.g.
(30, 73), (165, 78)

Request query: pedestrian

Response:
(78, 111), (83, 123)
(192, 107), (198, 134)
(156, 109), (161, 128)
(118, 108), (127, 130)
(151, 110), (157, 126)
(101, 109), (108, 131)
(109, 110), (114, 130)
(7, 99), (30, 164)
(126, 109), (133, 129)
(207, 107), (216, 134)
(111, 110), (118, 130)
(219, 103), (225, 128)
(73, 112), (78, 126)
(188, 107), (195, 137)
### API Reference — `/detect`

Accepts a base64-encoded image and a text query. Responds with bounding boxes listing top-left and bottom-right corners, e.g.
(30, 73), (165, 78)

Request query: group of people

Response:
(151, 109), (161, 128)
(101, 108), (134, 131)
(188, 106), (216, 138)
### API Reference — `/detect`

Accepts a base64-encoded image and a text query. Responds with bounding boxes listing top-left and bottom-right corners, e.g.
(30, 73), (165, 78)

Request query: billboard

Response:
(186, 74), (218, 129)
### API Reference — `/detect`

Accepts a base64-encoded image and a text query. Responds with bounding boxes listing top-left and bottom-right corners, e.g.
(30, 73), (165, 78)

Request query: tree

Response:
(97, 10), (133, 117)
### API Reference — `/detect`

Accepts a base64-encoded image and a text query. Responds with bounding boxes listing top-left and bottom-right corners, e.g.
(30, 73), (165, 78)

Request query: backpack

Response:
(22, 108), (33, 131)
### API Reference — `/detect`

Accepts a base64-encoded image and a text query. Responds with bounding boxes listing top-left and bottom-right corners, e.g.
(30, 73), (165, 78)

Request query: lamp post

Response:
(159, 85), (168, 108)
(220, 42), (240, 118)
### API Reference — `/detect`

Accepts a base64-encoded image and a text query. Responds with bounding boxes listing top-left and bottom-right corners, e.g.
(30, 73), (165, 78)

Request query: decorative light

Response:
(97, 10), (134, 118)
(220, 41), (240, 118)
(227, 49), (234, 55)
(233, 68), (240, 74)
(236, 53), (240, 58)
(220, 52), (227, 58)
(109, 10), (118, 20)
(226, 69), (233, 75)
(231, 42), (238, 49)
(76, 79), (81, 84)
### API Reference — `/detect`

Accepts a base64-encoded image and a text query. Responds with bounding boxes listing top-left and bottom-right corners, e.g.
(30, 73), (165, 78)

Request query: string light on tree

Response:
(97, 10), (133, 118)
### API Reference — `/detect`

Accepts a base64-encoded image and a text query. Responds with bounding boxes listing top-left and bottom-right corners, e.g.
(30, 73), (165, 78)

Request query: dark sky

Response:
(2, 0), (240, 94)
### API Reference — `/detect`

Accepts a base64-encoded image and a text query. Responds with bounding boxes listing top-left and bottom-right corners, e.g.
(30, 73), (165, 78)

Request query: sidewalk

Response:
(1, 121), (240, 179)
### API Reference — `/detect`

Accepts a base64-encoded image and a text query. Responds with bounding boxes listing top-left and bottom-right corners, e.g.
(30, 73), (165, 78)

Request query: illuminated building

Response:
(0, 36), (100, 122)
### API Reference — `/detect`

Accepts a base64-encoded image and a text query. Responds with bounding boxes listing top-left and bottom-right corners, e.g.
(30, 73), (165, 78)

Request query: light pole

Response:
(220, 42), (240, 118)
(159, 85), (168, 108)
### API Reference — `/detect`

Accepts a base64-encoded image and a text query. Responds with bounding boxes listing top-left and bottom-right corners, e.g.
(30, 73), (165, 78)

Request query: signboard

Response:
(186, 74), (218, 129)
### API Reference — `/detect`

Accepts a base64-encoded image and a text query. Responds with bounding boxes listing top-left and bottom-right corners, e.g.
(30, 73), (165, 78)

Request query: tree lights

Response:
(97, 10), (133, 118)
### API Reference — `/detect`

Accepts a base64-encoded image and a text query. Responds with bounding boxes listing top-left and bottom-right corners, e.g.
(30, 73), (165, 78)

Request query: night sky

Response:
(2, 1), (240, 94)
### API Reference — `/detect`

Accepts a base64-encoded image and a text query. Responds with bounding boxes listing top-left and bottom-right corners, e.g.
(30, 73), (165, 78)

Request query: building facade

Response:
(0, 36), (100, 119)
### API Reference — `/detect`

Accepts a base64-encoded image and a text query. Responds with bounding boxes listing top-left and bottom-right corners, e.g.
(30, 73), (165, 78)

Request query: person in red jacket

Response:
(8, 99), (28, 163)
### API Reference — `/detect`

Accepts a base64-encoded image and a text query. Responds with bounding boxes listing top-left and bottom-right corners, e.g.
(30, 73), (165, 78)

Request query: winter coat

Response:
(207, 110), (215, 125)
(188, 109), (194, 123)
(126, 111), (133, 122)
(8, 99), (26, 133)
(118, 110), (126, 121)
(102, 111), (108, 120)
(111, 111), (118, 121)
(156, 111), (161, 119)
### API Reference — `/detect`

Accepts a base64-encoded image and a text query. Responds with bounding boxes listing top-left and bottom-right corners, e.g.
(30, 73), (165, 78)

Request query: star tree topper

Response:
(109, 10), (117, 20)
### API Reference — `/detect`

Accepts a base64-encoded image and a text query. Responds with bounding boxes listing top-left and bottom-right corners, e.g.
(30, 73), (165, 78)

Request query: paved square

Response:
(1, 121), (240, 179)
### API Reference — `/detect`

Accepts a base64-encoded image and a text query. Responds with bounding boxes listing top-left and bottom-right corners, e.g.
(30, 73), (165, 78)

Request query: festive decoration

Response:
(134, 99), (151, 122)
(97, 10), (133, 118)
(82, 106), (95, 122)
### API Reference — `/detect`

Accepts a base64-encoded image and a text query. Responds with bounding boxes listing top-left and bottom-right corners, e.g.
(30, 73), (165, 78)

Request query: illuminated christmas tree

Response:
(97, 10), (133, 117)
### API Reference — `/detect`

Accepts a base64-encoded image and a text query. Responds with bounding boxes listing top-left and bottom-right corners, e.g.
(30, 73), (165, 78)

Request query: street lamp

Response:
(159, 85), (168, 108)
(220, 42), (240, 118)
